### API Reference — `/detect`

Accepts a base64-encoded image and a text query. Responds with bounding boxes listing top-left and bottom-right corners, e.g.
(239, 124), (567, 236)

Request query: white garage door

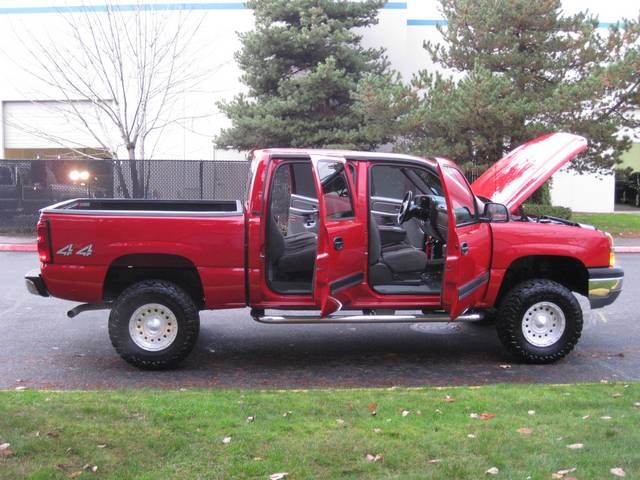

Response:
(3, 100), (111, 149)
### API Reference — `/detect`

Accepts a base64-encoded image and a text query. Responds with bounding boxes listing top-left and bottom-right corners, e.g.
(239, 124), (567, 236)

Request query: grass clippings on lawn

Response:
(0, 383), (639, 479)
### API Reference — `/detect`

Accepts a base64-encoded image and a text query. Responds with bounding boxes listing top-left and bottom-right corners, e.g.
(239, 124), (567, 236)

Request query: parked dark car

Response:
(0, 161), (106, 214)
(616, 170), (640, 207)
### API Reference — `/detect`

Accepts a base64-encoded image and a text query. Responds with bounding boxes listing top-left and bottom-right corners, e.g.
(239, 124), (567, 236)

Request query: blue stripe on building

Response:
(383, 2), (407, 9)
(0, 2), (406, 14)
(0, 3), (245, 14)
(0, 2), (617, 29)
(406, 19), (445, 26)
(406, 18), (615, 28)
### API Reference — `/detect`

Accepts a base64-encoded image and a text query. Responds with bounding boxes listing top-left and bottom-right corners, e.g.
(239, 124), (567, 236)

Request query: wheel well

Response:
(497, 255), (588, 304)
(103, 254), (204, 308)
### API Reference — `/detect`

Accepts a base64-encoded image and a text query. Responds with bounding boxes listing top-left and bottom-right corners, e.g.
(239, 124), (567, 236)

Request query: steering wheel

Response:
(397, 190), (413, 224)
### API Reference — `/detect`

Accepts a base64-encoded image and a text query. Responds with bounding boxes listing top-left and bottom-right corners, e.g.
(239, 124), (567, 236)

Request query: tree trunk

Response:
(127, 146), (143, 198)
(113, 161), (131, 198)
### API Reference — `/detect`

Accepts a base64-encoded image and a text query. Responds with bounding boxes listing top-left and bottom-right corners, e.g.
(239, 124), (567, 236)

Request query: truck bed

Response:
(39, 197), (247, 309)
(42, 198), (243, 216)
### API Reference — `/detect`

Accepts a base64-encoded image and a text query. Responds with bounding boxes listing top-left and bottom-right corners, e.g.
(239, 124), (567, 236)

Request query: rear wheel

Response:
(108, 280), (200, 369)
(496, 279), (582, 363)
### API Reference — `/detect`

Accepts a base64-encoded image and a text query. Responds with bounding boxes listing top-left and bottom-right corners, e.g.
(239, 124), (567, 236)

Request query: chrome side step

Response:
(252, 310), (485, 324)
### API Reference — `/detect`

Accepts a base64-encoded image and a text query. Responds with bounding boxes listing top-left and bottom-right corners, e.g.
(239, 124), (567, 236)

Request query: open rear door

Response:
(437, 159), (492, 319)
(310, 155), (366, 316)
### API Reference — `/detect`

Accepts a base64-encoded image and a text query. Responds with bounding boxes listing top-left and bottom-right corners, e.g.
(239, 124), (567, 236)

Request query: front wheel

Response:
(108, 280), (200, 369)
(496, 279), (582, 364)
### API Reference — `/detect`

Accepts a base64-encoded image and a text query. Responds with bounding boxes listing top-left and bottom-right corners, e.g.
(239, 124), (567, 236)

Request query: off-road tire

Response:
(496, 279), (582, 364)
(109, 280), (200, 369)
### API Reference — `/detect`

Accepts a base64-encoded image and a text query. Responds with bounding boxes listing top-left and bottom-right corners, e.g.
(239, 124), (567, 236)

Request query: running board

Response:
(252, 310), (485, 324)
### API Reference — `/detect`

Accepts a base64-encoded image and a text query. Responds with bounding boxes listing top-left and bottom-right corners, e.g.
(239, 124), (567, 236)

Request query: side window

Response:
(318, 161), (354, 220)
(370, 164), (443, 199)
(270, 164), (292, 233)
(291, 163), (317, 198)
(443, 166), (477, 225)
(370, 165), (410, 200)
(0, 166), (13, 185)
(246, 156), (261, 205)
(347, 163), (357, 189)
(414, 169), (444, 196)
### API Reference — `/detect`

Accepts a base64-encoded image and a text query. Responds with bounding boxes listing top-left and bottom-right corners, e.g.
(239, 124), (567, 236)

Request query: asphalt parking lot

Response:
(1, 252), (638, 390)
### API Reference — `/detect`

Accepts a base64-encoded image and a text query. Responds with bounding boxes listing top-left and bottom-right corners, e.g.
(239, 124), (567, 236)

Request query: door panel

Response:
(437, 160), (492, 319)
(310, 155), (366, 316)
(371, 196), (401, 218)
(370, 196), (405, 242)
(288, 193), (318, 235)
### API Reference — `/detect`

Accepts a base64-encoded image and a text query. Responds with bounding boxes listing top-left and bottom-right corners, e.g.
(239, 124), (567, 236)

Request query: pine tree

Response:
(216, 0), (391, 150)
(356, 0), (640, 173)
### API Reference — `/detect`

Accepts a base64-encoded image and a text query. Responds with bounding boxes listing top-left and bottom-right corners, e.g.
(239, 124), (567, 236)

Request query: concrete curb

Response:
(0, 244), (37, 252)
(615, 246), (640, 253)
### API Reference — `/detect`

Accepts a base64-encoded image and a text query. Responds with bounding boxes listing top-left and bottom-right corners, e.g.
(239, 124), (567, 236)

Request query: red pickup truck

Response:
(25, 133), (623, 368)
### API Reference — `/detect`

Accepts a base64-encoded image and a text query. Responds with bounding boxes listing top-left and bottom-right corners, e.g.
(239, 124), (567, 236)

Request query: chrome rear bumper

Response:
(588, 267), (623, 309)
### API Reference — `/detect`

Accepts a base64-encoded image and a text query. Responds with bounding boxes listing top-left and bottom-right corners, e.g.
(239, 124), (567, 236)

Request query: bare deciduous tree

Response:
(13, 3), (207, 197)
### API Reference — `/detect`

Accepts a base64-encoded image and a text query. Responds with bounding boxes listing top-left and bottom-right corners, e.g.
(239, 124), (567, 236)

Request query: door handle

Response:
(333, 237), (344, 251)
(461, 242), (469, 256)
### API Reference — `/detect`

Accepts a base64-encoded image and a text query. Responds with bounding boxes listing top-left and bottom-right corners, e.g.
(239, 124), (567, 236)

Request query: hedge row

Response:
(521, 204), (572, 219)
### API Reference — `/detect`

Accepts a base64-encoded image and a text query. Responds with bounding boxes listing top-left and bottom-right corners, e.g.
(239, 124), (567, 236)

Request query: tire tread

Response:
(496, 279), (582, 364)
(108, 280), (199, 369)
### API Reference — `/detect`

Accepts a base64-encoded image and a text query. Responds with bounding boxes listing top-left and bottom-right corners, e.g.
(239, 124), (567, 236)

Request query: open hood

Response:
(471, 133), (588, 212)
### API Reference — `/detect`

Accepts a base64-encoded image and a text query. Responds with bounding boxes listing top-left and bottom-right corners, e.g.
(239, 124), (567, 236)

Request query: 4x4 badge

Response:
(56, 244), (94, 257)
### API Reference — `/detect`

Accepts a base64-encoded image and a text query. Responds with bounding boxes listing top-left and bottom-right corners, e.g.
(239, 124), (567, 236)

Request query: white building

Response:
(0, 0), (636, 211)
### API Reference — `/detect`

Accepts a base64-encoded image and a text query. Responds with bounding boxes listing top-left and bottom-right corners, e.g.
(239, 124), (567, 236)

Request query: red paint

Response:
(437, 158), (492, 319)
(472, 133), (588, 212)
(35, 133), (617, 317)
(309, 154), (366, 316)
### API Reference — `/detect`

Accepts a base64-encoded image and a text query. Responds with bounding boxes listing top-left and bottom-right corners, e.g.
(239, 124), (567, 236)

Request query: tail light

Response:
(36, 219), (53, 264)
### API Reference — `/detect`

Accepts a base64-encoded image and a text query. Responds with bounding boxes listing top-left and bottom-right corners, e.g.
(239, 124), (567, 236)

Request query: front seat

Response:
(368, 214), (428, 283)
(267, 215), (317, 275)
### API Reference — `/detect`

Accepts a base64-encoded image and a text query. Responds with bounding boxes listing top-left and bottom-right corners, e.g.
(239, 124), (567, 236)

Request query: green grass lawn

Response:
(1, 384), (639, 479)
(572, 212), (640, 236)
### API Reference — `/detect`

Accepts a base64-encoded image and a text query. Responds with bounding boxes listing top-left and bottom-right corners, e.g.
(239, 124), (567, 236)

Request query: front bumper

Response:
(588, 267), (623, 309)
(25, 269), (49, 297)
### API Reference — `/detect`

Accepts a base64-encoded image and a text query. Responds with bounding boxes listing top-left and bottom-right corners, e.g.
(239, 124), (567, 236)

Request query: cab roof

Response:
(255, 148), (439, 168)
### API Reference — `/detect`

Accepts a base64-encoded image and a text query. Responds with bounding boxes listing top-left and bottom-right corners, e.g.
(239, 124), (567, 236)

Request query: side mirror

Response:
(481, 202), (509, 223)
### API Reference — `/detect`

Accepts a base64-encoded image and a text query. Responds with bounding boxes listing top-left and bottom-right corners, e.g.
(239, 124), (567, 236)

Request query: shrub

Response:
(521, 204), (572, 219)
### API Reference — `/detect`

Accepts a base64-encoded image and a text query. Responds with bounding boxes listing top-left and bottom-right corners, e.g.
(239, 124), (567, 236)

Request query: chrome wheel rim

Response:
(522, 301), (566, 347)
(129, 303), (178, 351)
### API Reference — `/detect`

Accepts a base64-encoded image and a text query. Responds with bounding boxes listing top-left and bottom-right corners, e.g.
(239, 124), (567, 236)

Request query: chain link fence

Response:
(111, 159), (251, 200)
(0, 158), (251, 231)
(0, 156), (491, 233)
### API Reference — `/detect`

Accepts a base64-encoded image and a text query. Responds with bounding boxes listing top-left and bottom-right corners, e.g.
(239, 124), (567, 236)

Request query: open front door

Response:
(310, 155), (366, 316)
(437, 159), (492, 319)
